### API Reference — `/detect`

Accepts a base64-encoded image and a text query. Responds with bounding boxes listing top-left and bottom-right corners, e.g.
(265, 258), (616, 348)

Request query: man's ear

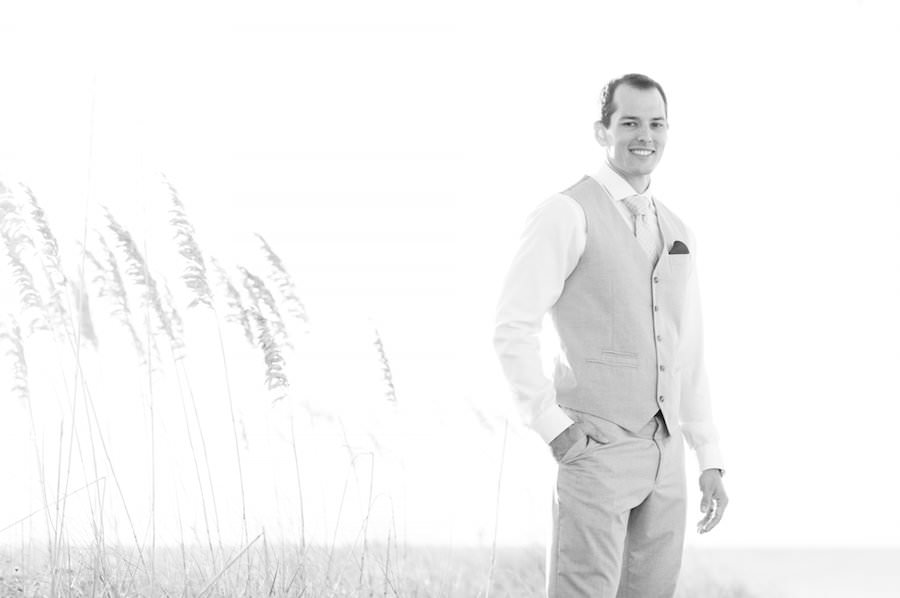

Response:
(594, 121), (609, 146)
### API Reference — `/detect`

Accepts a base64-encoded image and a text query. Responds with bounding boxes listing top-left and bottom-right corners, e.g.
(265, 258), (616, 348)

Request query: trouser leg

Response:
(547, 410), (661, 598)
(616, 418), (687, 598)
(547, 472), (629, 597)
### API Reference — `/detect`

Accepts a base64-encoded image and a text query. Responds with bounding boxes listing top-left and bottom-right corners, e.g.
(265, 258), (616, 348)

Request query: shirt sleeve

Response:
(493, 194), (585, 443)
(678, 227), (726, 473)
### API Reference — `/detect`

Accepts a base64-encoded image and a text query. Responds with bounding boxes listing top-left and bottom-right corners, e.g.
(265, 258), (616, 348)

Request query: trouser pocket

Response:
(557, 431), (591, 465)
(559, 406), (616, 447)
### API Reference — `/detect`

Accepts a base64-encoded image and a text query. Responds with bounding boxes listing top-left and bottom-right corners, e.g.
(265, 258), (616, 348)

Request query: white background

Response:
(2, 0), (899, 549)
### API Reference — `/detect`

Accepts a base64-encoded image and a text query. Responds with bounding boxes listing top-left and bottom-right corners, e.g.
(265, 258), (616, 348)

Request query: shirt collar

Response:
(589, 160), (655, 204)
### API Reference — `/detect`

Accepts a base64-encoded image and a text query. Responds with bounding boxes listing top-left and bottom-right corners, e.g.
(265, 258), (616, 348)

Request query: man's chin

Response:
(616, 166), (656, 180)
(629, 161), (660, 175)
(609, 158), (658, 178)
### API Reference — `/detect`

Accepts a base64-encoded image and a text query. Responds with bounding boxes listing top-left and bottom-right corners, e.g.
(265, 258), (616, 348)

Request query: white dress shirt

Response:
(494, 161), (724, 472)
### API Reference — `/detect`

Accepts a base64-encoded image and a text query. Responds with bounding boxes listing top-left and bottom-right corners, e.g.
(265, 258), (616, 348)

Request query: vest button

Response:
(659, 395), (665, 402)
(653, 276), (660, 283)
(654, 305), (659, 312)
(659, 365), (666, 372)
(656, 334), (662, 341)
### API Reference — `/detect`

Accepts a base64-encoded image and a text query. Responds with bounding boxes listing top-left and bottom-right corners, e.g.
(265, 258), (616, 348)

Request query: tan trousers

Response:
(547, 407), (687, 598)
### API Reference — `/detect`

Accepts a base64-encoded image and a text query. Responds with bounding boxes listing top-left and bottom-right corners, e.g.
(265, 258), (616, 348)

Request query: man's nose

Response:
(637, 125), (653, 141)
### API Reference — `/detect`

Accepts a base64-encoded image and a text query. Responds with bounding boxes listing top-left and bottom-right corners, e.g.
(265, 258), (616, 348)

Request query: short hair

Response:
(598, 73), (668, 128)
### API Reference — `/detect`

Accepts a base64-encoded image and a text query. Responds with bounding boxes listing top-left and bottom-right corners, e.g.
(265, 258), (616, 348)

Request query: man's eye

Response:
(651, 122), (665, 129)
(622, 122), (636, 127)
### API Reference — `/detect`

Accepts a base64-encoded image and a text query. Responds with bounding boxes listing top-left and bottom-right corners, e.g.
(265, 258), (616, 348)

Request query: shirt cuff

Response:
(694, 442), (725, 473)
(531, 404), (575, 444)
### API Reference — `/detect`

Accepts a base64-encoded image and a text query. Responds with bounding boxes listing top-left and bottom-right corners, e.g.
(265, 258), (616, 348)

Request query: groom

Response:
(493, 73), (728, 597)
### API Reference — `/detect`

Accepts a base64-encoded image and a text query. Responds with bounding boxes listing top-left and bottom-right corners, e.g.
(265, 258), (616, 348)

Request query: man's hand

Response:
(697, 468), (728, 534)
(549, 423), (585, 462)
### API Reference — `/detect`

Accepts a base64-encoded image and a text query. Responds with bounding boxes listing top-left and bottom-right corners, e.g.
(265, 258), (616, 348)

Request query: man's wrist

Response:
(533, 406), (576, 444)
(549, 423), (581, 460)
(550, 423), (578, 446)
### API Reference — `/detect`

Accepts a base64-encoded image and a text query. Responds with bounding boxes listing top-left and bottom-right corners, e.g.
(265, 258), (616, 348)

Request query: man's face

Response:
(595, 84), (668, 187)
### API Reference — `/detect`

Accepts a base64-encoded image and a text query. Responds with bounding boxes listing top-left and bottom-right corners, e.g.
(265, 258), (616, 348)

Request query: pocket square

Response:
(668, 240), (690, 254)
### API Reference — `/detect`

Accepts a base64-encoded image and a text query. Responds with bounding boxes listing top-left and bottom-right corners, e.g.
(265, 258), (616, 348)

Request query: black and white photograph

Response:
(1, 1), (898, 596)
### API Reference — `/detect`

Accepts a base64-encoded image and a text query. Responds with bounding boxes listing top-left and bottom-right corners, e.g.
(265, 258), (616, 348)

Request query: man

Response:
(493, 73), (728, 597)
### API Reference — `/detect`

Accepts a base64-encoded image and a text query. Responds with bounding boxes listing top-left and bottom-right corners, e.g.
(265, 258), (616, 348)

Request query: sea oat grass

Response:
(19, 185), (71, 337)
(1, 200), (49, 334)
(247, 308), (289, 400)
(209, 256), (254, 345)
(255, 233), (309, 325)
(84, 236), (145, 361)
(372, 326), (397, 403)
(164, 176), (212, 310)
(103, 207), (175, 355)
(239, 266), (290, 349)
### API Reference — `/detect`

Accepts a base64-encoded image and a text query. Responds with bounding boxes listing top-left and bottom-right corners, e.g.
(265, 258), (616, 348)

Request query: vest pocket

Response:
(666, 253), (691, 280)
(586, 350), (639, 368)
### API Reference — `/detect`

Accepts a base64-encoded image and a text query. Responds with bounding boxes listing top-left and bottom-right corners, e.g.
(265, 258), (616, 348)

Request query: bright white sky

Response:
(1, 0), (899, 550)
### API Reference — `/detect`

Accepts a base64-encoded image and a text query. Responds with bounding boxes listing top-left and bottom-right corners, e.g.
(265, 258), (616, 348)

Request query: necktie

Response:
(623, 195), (654, 256)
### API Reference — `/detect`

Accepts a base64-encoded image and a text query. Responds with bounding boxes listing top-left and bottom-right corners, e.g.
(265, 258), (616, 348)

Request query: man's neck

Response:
(606, 159), (650, 194)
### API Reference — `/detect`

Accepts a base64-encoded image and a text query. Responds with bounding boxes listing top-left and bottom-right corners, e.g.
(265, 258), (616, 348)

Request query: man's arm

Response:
(678, 228), (725, 472)
(493, 194), (585, 445)
(678, 229), (729, 533)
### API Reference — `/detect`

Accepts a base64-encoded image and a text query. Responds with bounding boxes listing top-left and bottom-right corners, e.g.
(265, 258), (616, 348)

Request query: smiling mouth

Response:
(629, 148), (655, 157)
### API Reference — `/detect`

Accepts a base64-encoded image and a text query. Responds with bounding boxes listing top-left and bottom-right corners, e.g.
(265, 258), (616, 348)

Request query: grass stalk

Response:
(52, 85), (101, 597)
(175, 486), (189, 596)
(213, 318), (249, 547)
(485, 420), (509, 598)
(262, 528), (271, 598)
(289, 416), (307, 552)
(0, 476), (106, 535)
(358, 453), (376, 594)
(51, 417), (64, 596)
(173, 358), (220, 571)
(195, 531), (263, 598)
(165, 185), (249, 560)
(0, 317), (56, 557)
(81, 383), (147, 585)
(146, 293), (156, 598)
(324, 463), (353, 590)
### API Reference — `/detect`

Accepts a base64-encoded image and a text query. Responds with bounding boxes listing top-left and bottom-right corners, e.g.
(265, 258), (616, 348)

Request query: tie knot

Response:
(623, 194), (651, 217)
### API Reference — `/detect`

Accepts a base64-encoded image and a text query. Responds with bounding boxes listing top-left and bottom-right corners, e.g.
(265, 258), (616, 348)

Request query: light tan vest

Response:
(551, 176), (693, 434)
